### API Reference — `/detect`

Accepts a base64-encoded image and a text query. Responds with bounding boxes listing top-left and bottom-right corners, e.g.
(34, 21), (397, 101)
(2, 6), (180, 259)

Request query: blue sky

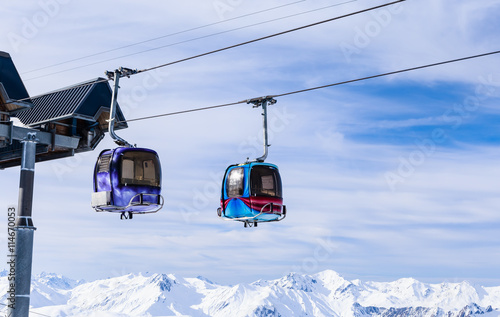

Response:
(1, 0), (500, 287)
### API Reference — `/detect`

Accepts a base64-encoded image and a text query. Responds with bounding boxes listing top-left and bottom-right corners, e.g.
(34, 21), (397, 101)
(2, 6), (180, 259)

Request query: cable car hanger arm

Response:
(106, 67), (137, 147)
(246, 96), (277, 163)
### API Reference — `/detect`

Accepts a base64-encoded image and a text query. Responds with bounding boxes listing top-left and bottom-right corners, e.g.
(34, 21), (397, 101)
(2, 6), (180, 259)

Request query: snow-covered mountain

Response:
(1, 269), (499, 317)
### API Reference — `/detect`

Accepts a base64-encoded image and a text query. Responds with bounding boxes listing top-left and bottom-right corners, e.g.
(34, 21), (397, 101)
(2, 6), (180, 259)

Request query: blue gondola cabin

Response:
(218, 162), (286, 225)
(92, 147), (163, 215)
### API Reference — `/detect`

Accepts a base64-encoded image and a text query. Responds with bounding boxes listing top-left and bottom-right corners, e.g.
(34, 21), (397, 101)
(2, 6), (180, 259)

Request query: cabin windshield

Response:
(250, 165), (282, 198)
(226, 167), (244, 198)
(120, 151), (161, 187)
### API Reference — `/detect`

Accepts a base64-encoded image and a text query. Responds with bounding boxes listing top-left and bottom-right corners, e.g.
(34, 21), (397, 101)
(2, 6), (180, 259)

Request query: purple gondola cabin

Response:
(91, 147), (163, 217)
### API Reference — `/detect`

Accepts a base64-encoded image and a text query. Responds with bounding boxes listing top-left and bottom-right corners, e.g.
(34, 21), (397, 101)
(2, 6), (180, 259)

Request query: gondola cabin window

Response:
(250, 165), (282, 198)
(226, 167), (244, 198)
(120, 151), (161, 187)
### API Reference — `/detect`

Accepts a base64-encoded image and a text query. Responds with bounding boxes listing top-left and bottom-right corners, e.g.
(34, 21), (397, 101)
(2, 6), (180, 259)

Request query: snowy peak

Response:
(314, 269), (347, 283)
(273, 272), (318, 292)
(315, 269), (354, 294)
(265, 269), (350, 293)
(67, 272), (182, 315)
(196, 275), (215, 285)
(148, 273), (176, 292)
(28, 272), (83, 308)
(35, 271), (82, 290)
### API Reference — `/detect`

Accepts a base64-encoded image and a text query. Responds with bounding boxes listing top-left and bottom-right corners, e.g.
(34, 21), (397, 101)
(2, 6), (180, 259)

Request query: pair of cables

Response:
(11, 0), (499, 125)
(22, 0), (357, 81)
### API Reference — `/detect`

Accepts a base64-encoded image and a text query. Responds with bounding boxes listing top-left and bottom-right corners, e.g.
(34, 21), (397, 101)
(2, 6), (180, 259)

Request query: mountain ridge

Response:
(1, 269), (499, 316)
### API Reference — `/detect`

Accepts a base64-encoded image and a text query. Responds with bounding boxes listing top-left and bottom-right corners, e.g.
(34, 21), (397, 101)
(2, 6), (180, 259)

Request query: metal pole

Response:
(252, 97), (276, 162)
(7, 133), (37, 317)
(255, 99), (269, 162)
(246, 96), (276, 162)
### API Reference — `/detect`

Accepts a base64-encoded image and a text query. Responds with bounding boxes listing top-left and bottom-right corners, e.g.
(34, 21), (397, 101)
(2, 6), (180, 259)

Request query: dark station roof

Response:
(0, 51), (32, 113)
(16, 77), (127, 131)
(1, 53), (130, 168)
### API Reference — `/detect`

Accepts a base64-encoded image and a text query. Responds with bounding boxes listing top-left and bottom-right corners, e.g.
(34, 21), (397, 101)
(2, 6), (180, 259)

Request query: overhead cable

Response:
(272, 50), (500, 98)
(24, 0), (359, 81)
(22, 0), (307, 75)
(137, 0), (405, 74)
(121, 50), (500, 123)
(13, 0), (395, 102)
